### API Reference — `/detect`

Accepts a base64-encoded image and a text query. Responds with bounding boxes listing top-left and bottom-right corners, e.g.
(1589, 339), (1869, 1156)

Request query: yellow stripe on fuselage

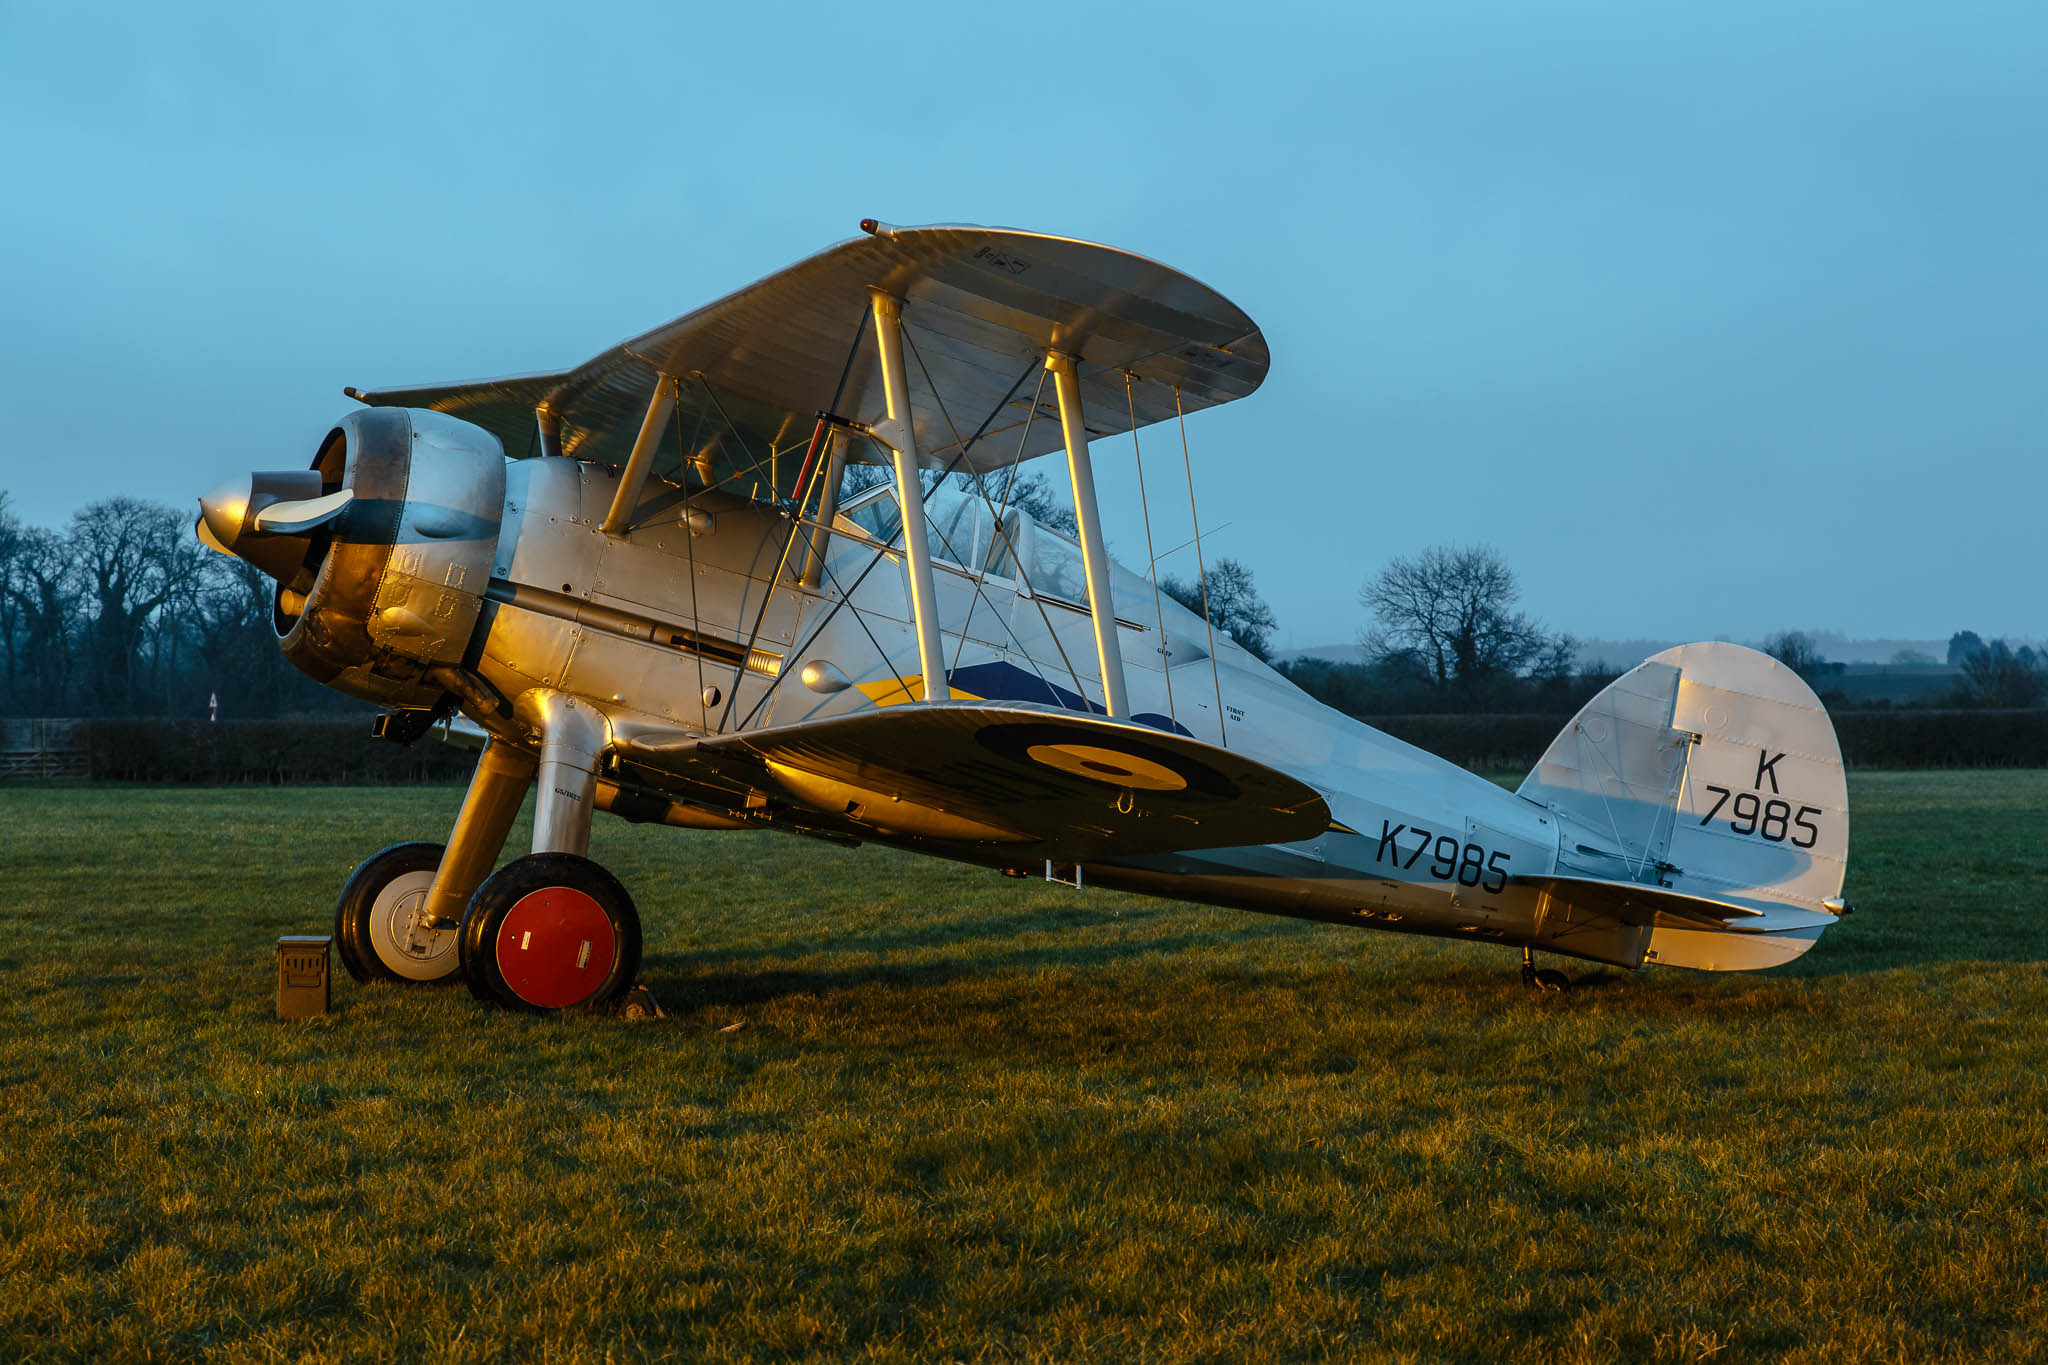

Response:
(855, 676), (982, 705)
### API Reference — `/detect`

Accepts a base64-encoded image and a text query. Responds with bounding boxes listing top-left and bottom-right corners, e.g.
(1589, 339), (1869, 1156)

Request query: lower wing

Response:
(616, 704), (1330, 862)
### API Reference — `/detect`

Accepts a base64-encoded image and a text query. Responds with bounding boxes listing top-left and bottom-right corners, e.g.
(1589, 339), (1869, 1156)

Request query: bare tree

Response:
(1161, 557), (1278, 660)
(5, 527), (82, 714)
(196, 556), (300, 717)
(836, 466), (1081, 537)
(0, 493), (19, 699)
(1763, 630), (1828, 680)
(71, 498), (207, 714)
(1359, 544), (1570, 692)
(951, 469), (1078, 536)
(1959, 639), (2047, 708)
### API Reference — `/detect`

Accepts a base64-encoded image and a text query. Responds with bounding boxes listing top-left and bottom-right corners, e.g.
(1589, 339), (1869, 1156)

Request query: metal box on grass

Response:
(277, 935), (331, 1019)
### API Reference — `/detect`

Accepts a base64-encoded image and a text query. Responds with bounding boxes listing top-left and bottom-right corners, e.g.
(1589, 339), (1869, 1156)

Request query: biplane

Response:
(197, 220), (1852, 1012)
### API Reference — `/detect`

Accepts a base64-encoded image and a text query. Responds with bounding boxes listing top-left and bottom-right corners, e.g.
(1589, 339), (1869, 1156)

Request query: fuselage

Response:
(468, 458), (1634, 964)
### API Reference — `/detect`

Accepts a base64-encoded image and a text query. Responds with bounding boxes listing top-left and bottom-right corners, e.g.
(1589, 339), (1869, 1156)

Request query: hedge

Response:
(80, 719), (474, 784)
(15, 708), (2047, 785)
(1830, 708), (2048, 769)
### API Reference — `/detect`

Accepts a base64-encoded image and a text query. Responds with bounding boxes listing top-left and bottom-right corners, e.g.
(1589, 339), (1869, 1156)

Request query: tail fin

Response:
(1517, 643), (1849, 970)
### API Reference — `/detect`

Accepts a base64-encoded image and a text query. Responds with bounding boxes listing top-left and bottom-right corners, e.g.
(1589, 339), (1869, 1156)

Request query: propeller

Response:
(252, 488), (353, 534)
(196, 471), (348, 579)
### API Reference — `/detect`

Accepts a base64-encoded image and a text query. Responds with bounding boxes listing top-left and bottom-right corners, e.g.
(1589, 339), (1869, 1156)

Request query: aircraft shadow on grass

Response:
(637, 886), (2048, 1035)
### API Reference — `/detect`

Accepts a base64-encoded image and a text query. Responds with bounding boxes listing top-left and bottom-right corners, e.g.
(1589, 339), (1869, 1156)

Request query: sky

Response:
(3, 0), (2042, 653)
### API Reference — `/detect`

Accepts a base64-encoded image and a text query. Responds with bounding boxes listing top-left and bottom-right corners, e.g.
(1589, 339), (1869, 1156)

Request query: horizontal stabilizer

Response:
(1515, 874), (1765, 929)
(618, 703), (1328, 861)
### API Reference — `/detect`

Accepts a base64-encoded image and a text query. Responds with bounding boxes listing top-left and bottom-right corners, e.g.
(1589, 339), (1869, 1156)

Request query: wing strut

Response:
(797, 425), (851, 588)
(868, 288), (951, 700)
(1048, 350), (1130, 718)
(599, 376), (678, 536)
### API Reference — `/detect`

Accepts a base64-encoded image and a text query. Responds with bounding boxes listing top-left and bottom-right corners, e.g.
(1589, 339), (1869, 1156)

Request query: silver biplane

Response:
(197, 221), (1852, 1012)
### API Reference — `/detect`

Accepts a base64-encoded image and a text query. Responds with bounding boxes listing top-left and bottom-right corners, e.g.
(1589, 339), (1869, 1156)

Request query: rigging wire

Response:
(899, 333), (1057, 689)
(1175, 386), (1229, 750)
(695, 375), (791, 502)
(1125, 371), (1175, 727)
(898, 329), (1087, 703)
(670, 374), (708, 713)
(803, 539), (923, 708)
(1149, 521), (1233, 564)
(733, 354), (1044, 730)
(951, 365), (1091, 703)
(718, 307), (873, 729)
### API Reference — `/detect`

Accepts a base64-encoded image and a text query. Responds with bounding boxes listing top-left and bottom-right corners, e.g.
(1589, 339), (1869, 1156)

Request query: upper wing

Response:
(346, 223), (1269, 489)
(615, 703), (1327, 862)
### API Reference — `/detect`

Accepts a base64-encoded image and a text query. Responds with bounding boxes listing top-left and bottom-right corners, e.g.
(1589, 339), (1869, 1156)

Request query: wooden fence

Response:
(0, 719), (88, 779)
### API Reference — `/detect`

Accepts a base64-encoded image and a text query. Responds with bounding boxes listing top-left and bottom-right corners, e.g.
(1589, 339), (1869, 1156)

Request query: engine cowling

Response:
(200, 407), (506, 709)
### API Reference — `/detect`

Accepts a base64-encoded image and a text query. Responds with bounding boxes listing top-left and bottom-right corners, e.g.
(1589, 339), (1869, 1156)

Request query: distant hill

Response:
(1268, 644), (1372, 667)
(1572, 635), (1960, 669)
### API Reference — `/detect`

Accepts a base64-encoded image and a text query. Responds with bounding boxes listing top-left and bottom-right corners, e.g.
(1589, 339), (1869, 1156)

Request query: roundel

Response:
(1024, 743), (1188, 791)
(976, 722), (1239, 802)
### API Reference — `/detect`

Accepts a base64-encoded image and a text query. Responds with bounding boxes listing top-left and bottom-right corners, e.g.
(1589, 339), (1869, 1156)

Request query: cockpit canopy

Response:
(838, 480), (1104, 605)
(833, 480), (1213, 669)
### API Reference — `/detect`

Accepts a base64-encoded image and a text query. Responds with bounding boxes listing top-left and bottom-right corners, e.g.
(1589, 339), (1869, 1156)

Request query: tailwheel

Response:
(458, 853), (641, 1013)
(1520, 947), (1570, 993)
(334, 842), (462, 985)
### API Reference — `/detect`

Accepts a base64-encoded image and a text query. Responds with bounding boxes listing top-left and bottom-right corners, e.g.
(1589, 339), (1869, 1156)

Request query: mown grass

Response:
(0, 771), (2044, 1363)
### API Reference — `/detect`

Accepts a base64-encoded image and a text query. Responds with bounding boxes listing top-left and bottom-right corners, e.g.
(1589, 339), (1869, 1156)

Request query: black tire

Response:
(333, 842), (460, 985)
(457, 853), (641, 1014)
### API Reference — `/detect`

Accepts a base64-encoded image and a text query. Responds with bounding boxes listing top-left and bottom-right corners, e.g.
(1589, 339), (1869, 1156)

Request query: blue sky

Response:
(3, 0), (2041, 650)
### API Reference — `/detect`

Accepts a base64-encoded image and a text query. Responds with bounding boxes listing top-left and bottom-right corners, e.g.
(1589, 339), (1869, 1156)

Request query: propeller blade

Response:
(252, 488), (354, 534)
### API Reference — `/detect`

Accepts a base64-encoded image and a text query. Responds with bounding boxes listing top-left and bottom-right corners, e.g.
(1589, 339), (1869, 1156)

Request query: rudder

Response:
(1517, 643), (1849, 970)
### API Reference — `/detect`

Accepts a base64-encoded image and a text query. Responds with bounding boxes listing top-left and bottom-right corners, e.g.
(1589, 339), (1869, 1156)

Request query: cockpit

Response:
(837, 481), (1034, 586)
(831, 480), (1197, 660)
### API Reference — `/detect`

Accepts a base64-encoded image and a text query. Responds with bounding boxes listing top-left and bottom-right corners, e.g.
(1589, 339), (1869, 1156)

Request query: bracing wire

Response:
(1126, 372), (1175, 727)
(734, 354), (1046, 730)
(899, 330), (1087, 701)
(717, 309), (872, 730)
(1175, 386), (1228, 749)
(672, 375), (708, 714)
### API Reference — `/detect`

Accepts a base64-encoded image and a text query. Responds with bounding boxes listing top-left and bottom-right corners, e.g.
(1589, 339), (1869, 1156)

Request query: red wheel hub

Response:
(494, 886), (618, 1009)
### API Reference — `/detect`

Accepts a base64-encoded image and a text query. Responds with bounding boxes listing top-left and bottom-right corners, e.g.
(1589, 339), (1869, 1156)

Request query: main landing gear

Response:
(458, 853), (640, 1011)
(333, 692), (645, 1014)
(334, 841), (460, 984)
(1520, 947), (1571, 993)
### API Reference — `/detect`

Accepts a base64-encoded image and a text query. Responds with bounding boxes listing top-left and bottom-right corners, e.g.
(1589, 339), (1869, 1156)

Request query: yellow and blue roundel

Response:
(975, 720), (1239, 803)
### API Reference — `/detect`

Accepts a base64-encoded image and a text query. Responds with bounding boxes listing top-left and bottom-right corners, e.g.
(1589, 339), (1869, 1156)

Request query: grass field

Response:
(1, 771), (2044, 1363)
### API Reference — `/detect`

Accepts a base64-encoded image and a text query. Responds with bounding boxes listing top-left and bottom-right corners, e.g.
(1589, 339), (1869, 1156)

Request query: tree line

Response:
(0, 494), (344, 719)
(1275, 546), (2043, 717)
(5, 482), (2034, 723)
